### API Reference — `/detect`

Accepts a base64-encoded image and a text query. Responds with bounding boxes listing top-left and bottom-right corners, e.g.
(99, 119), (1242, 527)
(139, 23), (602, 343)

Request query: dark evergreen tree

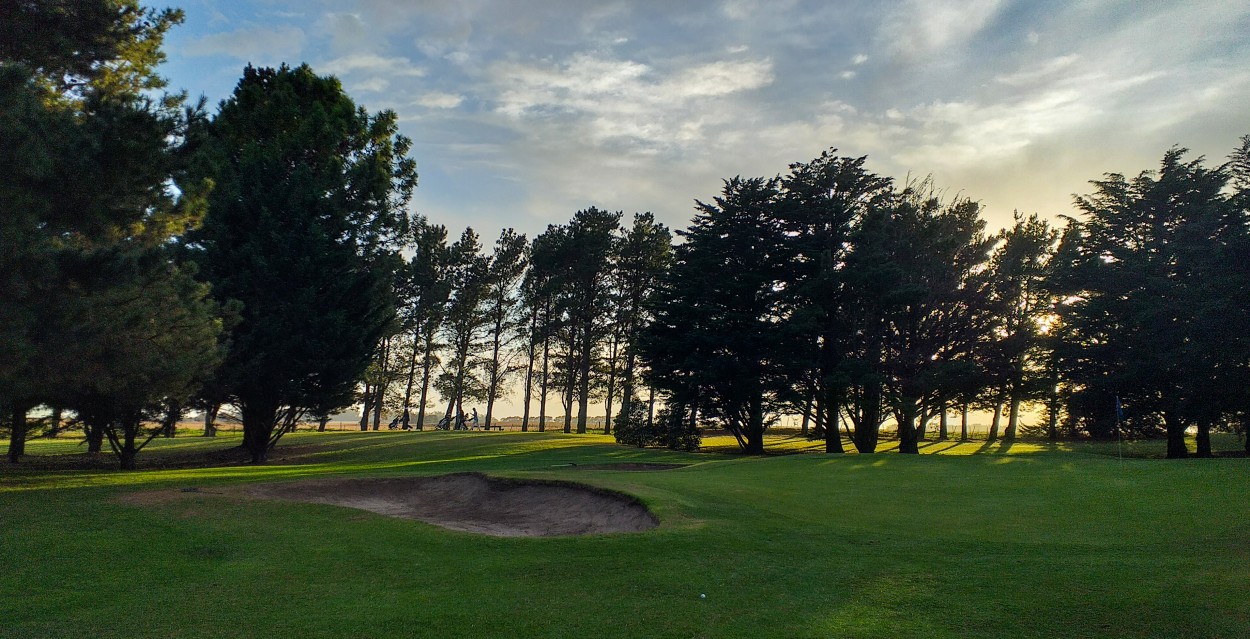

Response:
(777, 150), (894, 453)
(566, 208), (622, 434)
(613, 213), (674, 434)
(480, 228), (528, 428)
(1224, 137), (1250, 455)
(435, 228), (490, 425)
(398, 219), (451, 430)
(56, 252), (222, 469)
(844, 183), (993, 454)
(522, 226), (572, 432)
(1051, 148), (1237, 457)
(192, 64), (416, 462)
(642, 177), (792, 453)
(983, 212), (1058, 440)
(0, 1), (219, 465)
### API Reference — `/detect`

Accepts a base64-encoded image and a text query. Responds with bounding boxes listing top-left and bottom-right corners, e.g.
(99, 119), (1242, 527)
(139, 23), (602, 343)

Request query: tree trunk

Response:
(401, 335), (419, 430)
(744, 392), (765, 454)
(372, 382), (385, 431)
(851, 383), (881, 453)
(823, 406), (842, 454)
(563, 343), (576, 434)
(603, 393), (613, 435)
(689, 399), (699, 439)
(988, 399), (1002, 441)
(800, 391), (812, 437)
(1047, 395), (1059, 440)
(443, 337), (471, 426)
(1244, 414), (1250, 456)
(46, 407), (63, 438)
(646, 386), (655, 430)
(938, 403), (949, 440)
(1163, 411), (1189, 459)
(620, 340), (638, 432)
(960, 402), (969, 442)
(86, 416), (105, 453)
(373, 337), (391, 431)
(7, 406), (27, 463)
(160, 400), (181, 438)
(359, 382), (373, 431)
(521, 307), (538, 432)
(118, 418), (139, 471)
(538, 329), (550, 433)
(203, 402), (220, 437)
(603, 338), (618, 435)
(916, 402), (930, 441)
(1005, 394), (1021, 440)
(897, 401), (920, 454)
(823, 387), (843, 454)
(1195, 419), (1213, 458)
(575, 323), (592, 434)
(318, 415), (330, 432)
(485, 317), (504, 430)
(241, 399), (279, 463)
(416, 333), (436, 431)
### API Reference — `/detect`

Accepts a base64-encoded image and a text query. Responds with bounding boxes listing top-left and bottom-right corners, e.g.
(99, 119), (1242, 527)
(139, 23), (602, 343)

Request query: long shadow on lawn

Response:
(0, 434), (703, 493)
(975, 438), (1013, 455)
(916, 441), (961, 454)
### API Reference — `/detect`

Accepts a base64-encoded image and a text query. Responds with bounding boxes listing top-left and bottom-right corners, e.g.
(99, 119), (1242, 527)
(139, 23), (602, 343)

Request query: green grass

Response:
(2, 431), (1247, 638)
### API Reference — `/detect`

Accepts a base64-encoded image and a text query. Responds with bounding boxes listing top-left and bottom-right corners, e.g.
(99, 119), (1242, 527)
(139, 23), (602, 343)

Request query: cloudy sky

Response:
(160, 1), (1250, 238)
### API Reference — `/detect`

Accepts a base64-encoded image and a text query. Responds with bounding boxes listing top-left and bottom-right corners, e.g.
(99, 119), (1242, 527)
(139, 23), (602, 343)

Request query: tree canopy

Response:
(191, 64), (417, 462)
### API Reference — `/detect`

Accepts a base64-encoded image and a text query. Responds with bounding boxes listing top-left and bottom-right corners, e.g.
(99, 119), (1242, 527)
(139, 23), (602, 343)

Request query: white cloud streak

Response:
(492, 54), (773, 150)
(184, 25), (306, 62)
(881, 0), (1003, 58)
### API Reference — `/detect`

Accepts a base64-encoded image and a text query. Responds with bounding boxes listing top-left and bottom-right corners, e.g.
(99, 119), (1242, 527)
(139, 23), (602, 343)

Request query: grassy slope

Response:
(1, 432), (1246, 639)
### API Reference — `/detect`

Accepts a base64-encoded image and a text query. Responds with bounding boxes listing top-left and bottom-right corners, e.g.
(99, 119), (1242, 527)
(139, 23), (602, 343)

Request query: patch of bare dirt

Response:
(246, 473), (659, 537)
(113, 486), (231, 507)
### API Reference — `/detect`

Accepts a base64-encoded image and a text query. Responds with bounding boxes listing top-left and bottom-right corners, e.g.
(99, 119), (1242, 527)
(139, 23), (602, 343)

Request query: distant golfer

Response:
(471, 407), (480, 429)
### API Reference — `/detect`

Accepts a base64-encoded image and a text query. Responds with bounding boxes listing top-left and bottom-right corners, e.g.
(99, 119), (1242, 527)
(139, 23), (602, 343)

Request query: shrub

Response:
(614, 398), (701, 451)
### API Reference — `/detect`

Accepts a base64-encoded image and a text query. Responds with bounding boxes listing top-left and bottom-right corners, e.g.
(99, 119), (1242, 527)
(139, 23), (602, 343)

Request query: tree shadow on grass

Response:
(916, 441), (961, 454)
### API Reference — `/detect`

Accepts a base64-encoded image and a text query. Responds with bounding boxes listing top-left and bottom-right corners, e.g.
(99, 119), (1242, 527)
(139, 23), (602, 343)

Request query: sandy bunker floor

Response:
(247, 473), (658, 537)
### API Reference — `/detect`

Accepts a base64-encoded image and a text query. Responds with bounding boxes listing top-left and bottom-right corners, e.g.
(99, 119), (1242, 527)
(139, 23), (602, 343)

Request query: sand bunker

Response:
(247, 473), (658, 537)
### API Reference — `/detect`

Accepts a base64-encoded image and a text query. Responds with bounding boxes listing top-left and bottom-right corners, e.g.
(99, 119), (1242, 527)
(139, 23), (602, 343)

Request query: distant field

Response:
(2, 431), (1246, 638)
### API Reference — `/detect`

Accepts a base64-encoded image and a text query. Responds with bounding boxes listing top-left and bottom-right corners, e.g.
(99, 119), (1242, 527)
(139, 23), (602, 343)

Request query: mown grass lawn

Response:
(2, 431), (1246, 638)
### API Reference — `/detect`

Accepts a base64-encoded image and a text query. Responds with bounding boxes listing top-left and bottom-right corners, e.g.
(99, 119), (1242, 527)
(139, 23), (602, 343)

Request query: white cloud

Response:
(347, 76), (390, 93)
(321, 13), (369, 51)
(492, 54), (773, 150)
(184, 25), (306, 62)
(668, 59), (773, 98)
(881, 0), (1003, 58)
(320, 53), (425, 78)
(840, 70), (857, 80)
(994, 55), (1081, 87)
(722, 0), (757, 20)
(415, 92), (465, 109)
(852, 53), (869, 65)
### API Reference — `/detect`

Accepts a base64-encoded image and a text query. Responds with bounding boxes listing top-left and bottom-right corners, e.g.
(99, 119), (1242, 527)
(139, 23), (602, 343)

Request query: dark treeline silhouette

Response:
(358, 209), (673, 441)
(637, 143), (1250, 457)
(4, 3), (1248, 467)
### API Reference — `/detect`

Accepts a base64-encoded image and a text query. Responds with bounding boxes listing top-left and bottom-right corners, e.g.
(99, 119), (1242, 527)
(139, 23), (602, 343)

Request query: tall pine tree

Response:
(192, 64), (416, 462)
